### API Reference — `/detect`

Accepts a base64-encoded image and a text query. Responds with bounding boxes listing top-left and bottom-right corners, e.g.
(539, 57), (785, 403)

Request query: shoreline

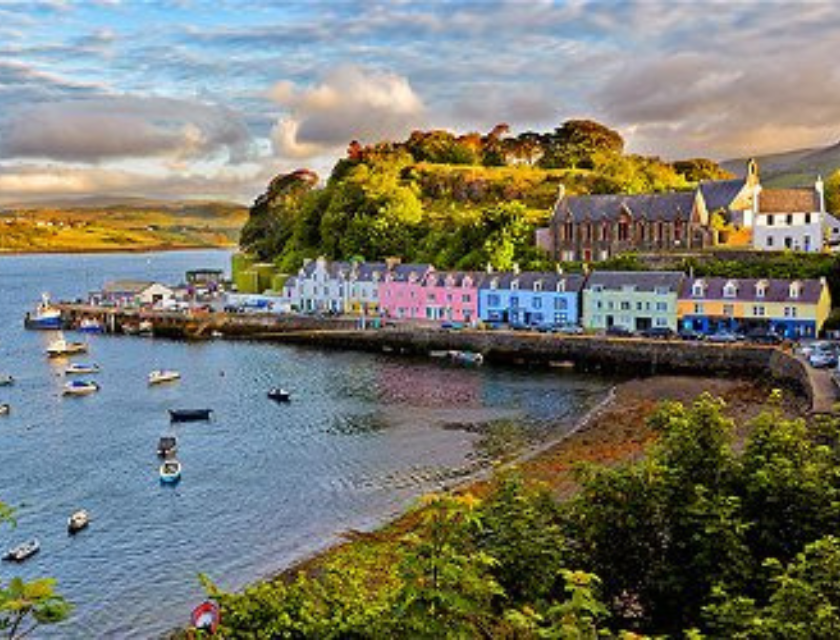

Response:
(227, 374), (790, 594)
(0, 244), (237, 256)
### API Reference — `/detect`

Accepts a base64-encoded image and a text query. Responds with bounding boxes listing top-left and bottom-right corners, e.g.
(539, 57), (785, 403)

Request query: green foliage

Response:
(539, 120), (625, 170)
(825, 169), (840, 214)
(673, 158), (734, 183)
(0, 502), (71, 638)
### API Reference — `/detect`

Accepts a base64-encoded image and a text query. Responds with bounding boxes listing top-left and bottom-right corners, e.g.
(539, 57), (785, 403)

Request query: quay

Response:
(55, 303), (837, 414)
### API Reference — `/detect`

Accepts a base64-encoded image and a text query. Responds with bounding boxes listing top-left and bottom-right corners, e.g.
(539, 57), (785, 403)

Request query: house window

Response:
(694, 303), (704, 314)
(767, 215), (774, 226)
(723, 304), (734, 317)
(756, 284), (766, 298)
(805, 213), (812, 224)
(620, 301), (631, 311)
(592, 285), (604, 292)
(462, 295), (470, 303)
(490, 278), (498, 290)
(511, 296), (519, 308)
(488, 294), (500, 307)
(753, 305), (765, 317)
(618, 221), (630, 241)
(789, 283), (800, 299)
(637, 301), (643, 311)
(785, 237), (793, 249)
(655, 317), (668, 327)
(804, 236), (811, 251)
(556, 281), (566, 293)
(786, 214), (794, 225)
(554, 298), (567, 310)
(723, 282), (737, 298)
(428, 293), (436, 302)
(656, 301), (667, 311)
(601, 224), (609, 242)
(533, 298), (542, 309)
(596, 300), (603, 310)
(767, 236), (774, 247)
(692, 283), (705, 297)
(534, 281), (543, 292)
(511, 280), (519, 291)
(655, 286), (668, 295)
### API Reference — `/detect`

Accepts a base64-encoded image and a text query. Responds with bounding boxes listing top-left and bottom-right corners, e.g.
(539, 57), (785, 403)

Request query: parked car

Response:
(557, 324), (584, 335)
(809, 350), (838, 369)
(605, 325), (633, 338)
(745, 329), (783, 345)
(640, 327), (676, 340)
(441, 321), (464, 331)
(707, 331), (741, 344)
(678, 329), (705, 341)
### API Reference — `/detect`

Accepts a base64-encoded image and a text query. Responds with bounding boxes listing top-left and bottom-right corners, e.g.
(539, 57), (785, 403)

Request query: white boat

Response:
(68, 510), (90, 535)
(65, 363), (100, 375)
(47, 337), (88, 358)
(148, 370), (181, 385)
(24, 294), (63, 330)
(160, 459), (182, 483)
(78, 318), (104, 334)
(0, 374), (13, 386)
(0, 404), (10, 416)
(448, 350), (484, 366)
(138, 320), (154, 336)
(3, 539), (39, 563)
(63, 380), (100, 396)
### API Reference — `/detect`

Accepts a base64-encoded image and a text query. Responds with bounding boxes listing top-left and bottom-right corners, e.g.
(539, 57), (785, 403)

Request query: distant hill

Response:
(722, 141), (840, 187)
(0, 199), (248, 253)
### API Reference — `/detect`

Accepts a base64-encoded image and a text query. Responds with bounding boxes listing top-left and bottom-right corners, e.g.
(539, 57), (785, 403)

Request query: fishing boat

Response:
(138, 320), (154, 337)
(65, 363), (100, 375)
(191, 601), (220, 633)
(3, 539), (40, 563)
(157, 436), (178, 458)
(0, 374), (13, 386)
(148, 370), (181, 385)
(267, 388), (291, 402)
(448, 350), (484, 366)
(169, 409), (212, 422)
(63, 380), (100, 396)
(0, 404), (10, 416)
(23, 294), (63, 330)
(67, 510), (90, 535)
(46, 337), (88, 358)
(160, 459), (182, 483)
(78, 318), (104, 334)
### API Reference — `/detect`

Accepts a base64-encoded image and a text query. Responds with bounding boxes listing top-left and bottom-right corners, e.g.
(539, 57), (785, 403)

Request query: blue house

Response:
(478, 272), (585, 328)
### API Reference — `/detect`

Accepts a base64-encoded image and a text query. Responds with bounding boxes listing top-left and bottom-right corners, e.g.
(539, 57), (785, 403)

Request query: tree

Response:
(540, 120), (624, 170)
(825, 169), (840, 214)
(673, 158), (734, 182)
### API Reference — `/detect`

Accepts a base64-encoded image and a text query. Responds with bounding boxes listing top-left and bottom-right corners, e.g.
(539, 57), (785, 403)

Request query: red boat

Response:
(191, 601), (220, 634)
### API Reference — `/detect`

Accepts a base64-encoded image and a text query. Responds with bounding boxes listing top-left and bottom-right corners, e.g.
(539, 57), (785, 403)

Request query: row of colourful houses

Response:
(280, 258), (832, 338)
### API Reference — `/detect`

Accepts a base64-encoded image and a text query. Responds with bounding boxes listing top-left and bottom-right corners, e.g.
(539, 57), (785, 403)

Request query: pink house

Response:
(378, 264), (433, 320)
(421, 271), (484, 323)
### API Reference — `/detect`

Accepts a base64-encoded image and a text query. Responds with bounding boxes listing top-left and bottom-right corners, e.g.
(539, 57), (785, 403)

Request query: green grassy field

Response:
(0, 201), (248, 253)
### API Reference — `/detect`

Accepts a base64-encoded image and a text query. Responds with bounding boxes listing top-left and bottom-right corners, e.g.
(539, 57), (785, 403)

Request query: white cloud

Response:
(269, 65), (425, 159)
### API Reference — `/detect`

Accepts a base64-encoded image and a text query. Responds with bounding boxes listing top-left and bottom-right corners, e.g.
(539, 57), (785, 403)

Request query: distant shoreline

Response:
(0, 243), (237, 256)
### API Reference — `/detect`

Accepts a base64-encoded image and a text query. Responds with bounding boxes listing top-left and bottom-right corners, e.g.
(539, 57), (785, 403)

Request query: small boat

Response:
(78, 318), (104, 334)
(63, 380), (100, 396)
(191, 601), (220, 634)
(46, 338), (88, 358)
(267, 388), (291, 402)
(157, 436), (178, 458)
(122, 322), (139, 335)
(138, 320), (154, 337)
(160, 459), (182, 483)
(68, 510), (90, 535)
(23, 294), (63, 330)
(0, 374), (13, 386)
(148, 370), (181, 385)
(448, 350), (484, 366)
(65, 363), (100, 375)
(3, 539), (40, 563)
(0, 404), (10, 416)
(169, 409), (212, 422)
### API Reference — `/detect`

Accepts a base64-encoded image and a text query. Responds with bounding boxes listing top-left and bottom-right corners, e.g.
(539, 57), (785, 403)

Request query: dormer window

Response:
(692, 281), (706, 298)
(723, 281), (738, 298)
(756, 281), (767, 298)
(790, 282), (801, 299)
(511, 280), (519, 291)
(534, 281), (543, 292)
(462, 277), (472, 288)
(556, 280), (566, 293)
(490, 278), (498, 290)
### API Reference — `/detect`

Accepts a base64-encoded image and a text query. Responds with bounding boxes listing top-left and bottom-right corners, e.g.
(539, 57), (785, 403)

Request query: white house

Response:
(98, 280), (175, 307)
(752, 179), (829, 252)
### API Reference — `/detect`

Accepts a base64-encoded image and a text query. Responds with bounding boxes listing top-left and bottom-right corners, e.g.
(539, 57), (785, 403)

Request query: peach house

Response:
(378, 263), (433, 320)
(421, 271), (484, 324)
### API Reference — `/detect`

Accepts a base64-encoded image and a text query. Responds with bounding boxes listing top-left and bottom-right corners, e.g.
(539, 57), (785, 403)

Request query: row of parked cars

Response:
(800, 341), (840, 369)
(602, 325), (786, 344)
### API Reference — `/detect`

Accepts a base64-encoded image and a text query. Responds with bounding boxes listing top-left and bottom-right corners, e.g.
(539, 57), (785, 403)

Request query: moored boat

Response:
(47, 338), (88, 358)
(169, 408), (212, 422)
(138, 320), (154, 337)
(148, 370), (181, 385)
(0, 404), (10, 416)
(65, 363), (100, 375)
(160, 459), (182, 483)
(68, 510), (90, 535)
(157, 436), (178, 458)
(78, 318), (104, 334)
(23, 294), (63, 330)
(63, 380), (100, 396)
(268, 388), (291, 402)
(0, 374), (13, 386)
(3, 539), (40, 563)
(448, 350), (484, 366)
(191, 601), (220, 634)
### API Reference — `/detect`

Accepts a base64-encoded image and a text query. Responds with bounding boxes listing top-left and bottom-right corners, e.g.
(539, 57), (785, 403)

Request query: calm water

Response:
(0, 250), (613, 638)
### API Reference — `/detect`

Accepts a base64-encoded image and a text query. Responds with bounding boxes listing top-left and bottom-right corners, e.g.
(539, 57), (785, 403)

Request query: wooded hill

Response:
(240, 120), (733, 272)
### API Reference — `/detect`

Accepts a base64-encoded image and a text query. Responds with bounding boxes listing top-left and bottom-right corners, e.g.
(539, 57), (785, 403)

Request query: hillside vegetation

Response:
(241, 120), (732, 272)
(723, 141), (840, 195)
(0, 201), (247, 253)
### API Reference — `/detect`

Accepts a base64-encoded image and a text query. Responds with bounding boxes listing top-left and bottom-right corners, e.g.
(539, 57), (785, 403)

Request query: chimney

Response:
(816, 175), (826, 213)
(555, 263), (564, 275)
(385, 257), (402, 271)
(512, 263), (520, 275)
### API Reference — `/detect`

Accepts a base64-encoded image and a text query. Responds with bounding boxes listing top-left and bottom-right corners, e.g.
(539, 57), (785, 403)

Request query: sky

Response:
(0, 0), (839, 204)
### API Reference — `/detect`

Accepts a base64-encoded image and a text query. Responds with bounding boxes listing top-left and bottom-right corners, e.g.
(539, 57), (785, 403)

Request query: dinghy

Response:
(191, 601), (220, 634)
(47, 337), (88, 358)
(160, 459), (182, 483)
(3, 539), (39, 563)
(169, 409), (212, 422)
(148, 370), (181, 385)
(0, 374), (13, 386)
(68, 510), (90, 535)
(157, 436), (178, 458)
(65, 363), (100, 375)
(267, 388), (291, 402)
(63, 380), (99, 396)
(0, 404), (10, 416)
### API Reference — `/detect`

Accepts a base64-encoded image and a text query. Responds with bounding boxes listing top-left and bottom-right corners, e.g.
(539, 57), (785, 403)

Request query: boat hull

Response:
(169, 409), (212, 422)
(24, 316), (63, 330)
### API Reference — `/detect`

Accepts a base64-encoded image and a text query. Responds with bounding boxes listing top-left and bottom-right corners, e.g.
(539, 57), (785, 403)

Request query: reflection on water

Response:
(0, 251), (615, 637)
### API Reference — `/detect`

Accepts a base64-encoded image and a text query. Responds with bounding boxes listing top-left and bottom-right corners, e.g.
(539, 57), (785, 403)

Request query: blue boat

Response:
(160, 459), (182, 483)
(24, 294), (63, 330)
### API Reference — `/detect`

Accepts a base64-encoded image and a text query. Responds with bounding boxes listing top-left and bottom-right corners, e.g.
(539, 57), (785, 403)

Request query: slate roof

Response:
(355, 262), (388, 281)
(423, 271), (487, 287)
(553, 192), (696, 223)
(584, 271), (684, 293)
(389, 263), (433, 282)
(483, 271), (586, 293)
(757, 188), (819, 213)
(680, 277), (824, 304)
(102, 280), (162, 294)
(698, 178), (747, 212)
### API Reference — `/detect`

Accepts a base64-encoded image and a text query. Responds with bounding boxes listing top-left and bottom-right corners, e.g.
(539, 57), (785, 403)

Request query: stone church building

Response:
(536, 161), (761, 262)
